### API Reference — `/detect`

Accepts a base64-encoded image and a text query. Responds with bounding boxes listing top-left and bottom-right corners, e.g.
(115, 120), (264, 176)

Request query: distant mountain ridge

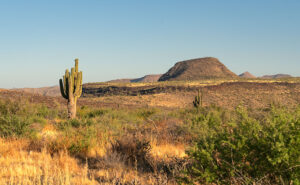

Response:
(239, 72), (256, 78)
(260, 74), (292, 79)
(159, 57), (237, 81)
(108, 74), (162, 83)
(13, 86), (60, 97)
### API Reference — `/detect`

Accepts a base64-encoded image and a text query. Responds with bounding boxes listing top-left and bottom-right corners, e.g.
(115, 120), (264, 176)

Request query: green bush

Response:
(77, 106), (109, 119)
(36, 105), (59, 119)
(181, 106), (300, 184)
(0, 115), (32, 137)
(67, 126), (96, 156)
(137, 108), (157, 120)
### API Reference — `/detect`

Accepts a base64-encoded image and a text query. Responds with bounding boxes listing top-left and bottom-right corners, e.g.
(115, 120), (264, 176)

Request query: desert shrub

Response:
(180, 106), (300, 184)
(67, 125), (97, 156)
(56, 119), (95, 131)
(49, 126), (96, 157)
(0, 99), (62, 137)
(111, 135), (153, 172)
(174, 106), (234, 143)
(29, 116), (47, 125)
(0, 100), (35, 137)
(0, 99), (28, 116)
(137, 108), (157, 120)
(69, 119), (81, 128)
(87, 109), (106, 118)
(0, 115), (32, 137)
(77, 106), (108, 119)
(36, 105), (58, 119)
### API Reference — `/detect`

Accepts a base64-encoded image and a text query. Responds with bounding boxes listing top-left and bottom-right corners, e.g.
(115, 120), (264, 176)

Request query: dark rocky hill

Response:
(159, 57), (237, 81)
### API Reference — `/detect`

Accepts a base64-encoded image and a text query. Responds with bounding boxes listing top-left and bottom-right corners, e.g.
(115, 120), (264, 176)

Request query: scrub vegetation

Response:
(0, 92), (299, 184)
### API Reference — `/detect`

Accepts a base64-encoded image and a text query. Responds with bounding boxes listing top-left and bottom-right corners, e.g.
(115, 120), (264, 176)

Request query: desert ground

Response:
(0, 78), (299, 184)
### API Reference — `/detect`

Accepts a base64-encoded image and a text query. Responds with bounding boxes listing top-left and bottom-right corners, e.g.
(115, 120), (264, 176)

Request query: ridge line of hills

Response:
(7, 57), (296, 97)
(107, 74), (162, 83)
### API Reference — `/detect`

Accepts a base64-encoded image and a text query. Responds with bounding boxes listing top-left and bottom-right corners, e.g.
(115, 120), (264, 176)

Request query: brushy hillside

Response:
(0, 94), (299, 184)
(159, 57), (237, 81)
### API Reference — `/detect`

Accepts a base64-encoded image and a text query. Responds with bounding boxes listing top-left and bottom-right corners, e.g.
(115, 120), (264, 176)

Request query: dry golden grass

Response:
(37, 124), (59, 141)
(0, 138), (96, 185)
(93, 93), (190, 108)
(89, 150), (180, 185)
(0, 134), (186, 184)
(83, 81), (300, 110)
(150, 141), (187, 160)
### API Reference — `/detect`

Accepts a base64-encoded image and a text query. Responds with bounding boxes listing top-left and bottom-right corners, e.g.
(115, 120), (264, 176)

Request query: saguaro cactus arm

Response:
(59, 79), (68, 99)
(74, 71), (83, 97)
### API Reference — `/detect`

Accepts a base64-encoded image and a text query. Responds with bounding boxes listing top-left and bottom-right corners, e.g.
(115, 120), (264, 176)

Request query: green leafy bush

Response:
(181, 106), (300, 184)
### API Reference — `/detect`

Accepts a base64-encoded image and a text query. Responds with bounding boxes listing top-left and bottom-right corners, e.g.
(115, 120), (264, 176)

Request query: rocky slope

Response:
(159, 57), (237, 81)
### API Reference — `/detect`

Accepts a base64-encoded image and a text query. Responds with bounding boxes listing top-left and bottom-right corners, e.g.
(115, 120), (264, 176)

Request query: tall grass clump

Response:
(180, 106), (300, 184)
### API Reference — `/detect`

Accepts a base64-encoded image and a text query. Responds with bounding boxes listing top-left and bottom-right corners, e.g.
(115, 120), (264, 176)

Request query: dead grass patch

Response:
(0, 138), (96, 185)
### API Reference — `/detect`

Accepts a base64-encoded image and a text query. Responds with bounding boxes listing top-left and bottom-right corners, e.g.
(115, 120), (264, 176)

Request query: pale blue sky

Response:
(0, 0), (299, 88)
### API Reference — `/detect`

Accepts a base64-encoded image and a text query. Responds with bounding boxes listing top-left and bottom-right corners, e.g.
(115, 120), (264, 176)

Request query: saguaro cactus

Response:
(59, 59), (82, 119)
(193, 89), (203, 109)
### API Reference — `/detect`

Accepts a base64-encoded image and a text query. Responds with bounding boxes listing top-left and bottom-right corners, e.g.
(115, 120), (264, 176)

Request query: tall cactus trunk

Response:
(67, 97), (77, 119)
(59, 59), (83, 119)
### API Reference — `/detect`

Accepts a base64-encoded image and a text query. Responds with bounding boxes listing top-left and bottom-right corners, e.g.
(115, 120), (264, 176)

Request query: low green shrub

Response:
(36, 105), (59, 119)
(0, 115), (32, 137)
(137, 108), (157, 120)
(77, 106), (108, 119)
(180, 106), (300, 184)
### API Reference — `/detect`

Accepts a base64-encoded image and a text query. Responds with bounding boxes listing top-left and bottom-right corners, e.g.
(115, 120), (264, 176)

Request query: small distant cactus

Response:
(59, 59), (82, 119)
(193, 89), (203, 108)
